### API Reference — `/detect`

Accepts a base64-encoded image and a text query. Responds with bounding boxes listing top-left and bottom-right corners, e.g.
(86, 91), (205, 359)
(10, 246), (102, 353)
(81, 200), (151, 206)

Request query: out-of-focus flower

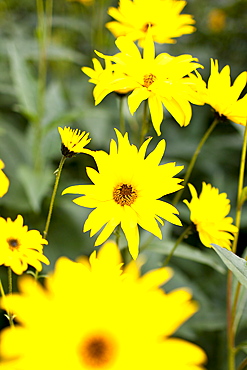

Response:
(197, 59), (247, 126)
(184, 182), (238, 250)
(0, 241), (207, 370)
(0, 215), (49, 275)
(207, 8), (226, 32)
(63, 129), (183, 259)
(92, 33), (204, 135)
(0, 159), (9, 197)
(58, 127), (92, 158)
(106, 0), (196, 46)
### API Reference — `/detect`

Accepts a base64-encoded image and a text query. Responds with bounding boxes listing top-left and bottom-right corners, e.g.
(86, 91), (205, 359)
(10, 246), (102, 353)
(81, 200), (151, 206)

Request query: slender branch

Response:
(163, 224), (192, 266)
(173, 118), (219, 205)
(140, 99), (149, 145)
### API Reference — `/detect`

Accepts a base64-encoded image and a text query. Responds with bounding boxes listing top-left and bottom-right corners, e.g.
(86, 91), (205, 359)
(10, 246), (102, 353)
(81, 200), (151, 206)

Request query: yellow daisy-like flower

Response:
(0, 159), (9, 197)
(184, 182), (238, 250)
(63, 129), (183, 259)
(106, 0), (196, 46)
(58, 126), (92, 158)
(93, 33), (204, 135)
(199, 59), (247, 125)
(0, 215), (49, 275)
(0, 242), (207, 370)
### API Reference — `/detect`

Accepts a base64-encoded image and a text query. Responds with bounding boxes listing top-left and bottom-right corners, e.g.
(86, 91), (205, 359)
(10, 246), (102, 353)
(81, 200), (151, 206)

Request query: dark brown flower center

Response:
(142, 22), (155, 32)
(7, 238), (20, 250)
(113, 183), (137, 206)
(78, 334), (117, 368)
(143, 73), (156, 88)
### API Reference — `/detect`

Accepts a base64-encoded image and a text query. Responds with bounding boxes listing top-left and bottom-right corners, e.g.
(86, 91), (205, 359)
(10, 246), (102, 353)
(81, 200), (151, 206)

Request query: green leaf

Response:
(212, 244), (247, 288)
(8, 43), (38, 120)
(145, 241), (226, 273)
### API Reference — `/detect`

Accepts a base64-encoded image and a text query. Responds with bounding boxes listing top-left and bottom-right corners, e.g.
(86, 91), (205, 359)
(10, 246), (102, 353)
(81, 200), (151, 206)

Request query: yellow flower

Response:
(58, 126), (92, 158)
(82, 58), (133, 101)
(94, 33), (204, 135)
(0, 159), (9, 197)
(106, 0), (196, 46)
(0, 215), (49, 275)
(63, 129), (183, 259)
(199, 59), (247, 125)
(0, 242), (207, 370)
(184, 182), (238, 250)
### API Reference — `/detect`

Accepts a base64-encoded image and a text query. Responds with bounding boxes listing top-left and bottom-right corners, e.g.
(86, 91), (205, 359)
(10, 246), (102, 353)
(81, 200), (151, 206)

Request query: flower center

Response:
(142, 22), (155, 32)
(7, 238), (20, 250)
(113, 183), (137, 206)
(143, 73), (156, 88)
(78, 334), (117, 368)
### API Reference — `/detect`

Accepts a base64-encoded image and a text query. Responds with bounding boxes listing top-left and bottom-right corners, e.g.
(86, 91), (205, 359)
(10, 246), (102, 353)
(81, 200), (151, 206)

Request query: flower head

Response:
(0, 242), (207, 370)
(0, 159), (9, 197)
(63, 129), (183, 259)
(106, 0), (196, 46)
(93, 33), (204, 135)
(184, 182), (238, 250)
(58, 126), (91, 158)
(0, 215), (49, 275)
(198, 59), (247, 125)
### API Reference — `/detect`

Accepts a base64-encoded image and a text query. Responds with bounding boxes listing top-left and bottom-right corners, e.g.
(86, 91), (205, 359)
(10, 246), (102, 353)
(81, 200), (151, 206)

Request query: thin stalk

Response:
(163, 225), (192, 266)
(43, 156), (66, 239)
(114, 225), (121, 248)
(227, 121), (247, 370)
(173, 118), (219, 205)
(140, 100), (149, 145)
(237, 357), (247, 370)
(6, 268), (15, 326)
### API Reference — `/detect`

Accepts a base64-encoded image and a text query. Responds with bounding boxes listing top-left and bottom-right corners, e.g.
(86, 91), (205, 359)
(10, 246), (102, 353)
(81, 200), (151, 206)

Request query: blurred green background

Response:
(0, 0), (247, 369)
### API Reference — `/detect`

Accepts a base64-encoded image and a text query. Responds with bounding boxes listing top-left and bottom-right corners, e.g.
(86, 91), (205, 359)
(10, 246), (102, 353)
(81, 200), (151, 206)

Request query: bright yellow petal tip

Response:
(58, 126), (92, 157)
(0, 159), (10, 197)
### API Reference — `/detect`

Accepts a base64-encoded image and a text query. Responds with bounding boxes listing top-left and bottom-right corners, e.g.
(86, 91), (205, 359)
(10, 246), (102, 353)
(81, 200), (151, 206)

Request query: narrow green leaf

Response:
(145, 241), (226, 273)
(8, 43), (38, 120)
(212, 244), (247, 288)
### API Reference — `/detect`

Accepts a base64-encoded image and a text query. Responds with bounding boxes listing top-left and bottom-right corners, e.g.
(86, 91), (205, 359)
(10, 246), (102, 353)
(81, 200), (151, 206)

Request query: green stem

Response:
(237, 357), (247, 370)
(43, 156), (66, 239)
(7, 268), (15, 326)
(163, 225), (192, 266)
(114, 225), (121, 248)
(227, 122), (247, 370)
(140, 100), (149, 145)
(173, 118), (219, 205)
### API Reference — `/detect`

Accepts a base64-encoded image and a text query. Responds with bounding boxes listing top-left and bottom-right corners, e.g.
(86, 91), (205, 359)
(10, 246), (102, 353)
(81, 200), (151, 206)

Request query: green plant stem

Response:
(237, 357), (247, 370)
(7, 267), (15, 326)
(114, 225), (121, 248)
(163, 225), (192, 266)
(227, 122), (247, 370)
(140, 100), (149, 145)
(43, 156), (66, 239)
(173, 118), (219, 206)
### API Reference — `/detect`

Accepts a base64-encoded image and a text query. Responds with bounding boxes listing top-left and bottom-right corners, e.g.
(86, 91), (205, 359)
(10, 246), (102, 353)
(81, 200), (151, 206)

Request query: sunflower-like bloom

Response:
(58, 126), (92, 158)
(63, 129), (183, 259)
(0, 159), (9, 197)
(0, 215), (49, 275)
(106, 0), (196, 46)
(184, 183), (238, 250)
(0, 241), (207, 370)
(198, 59), (247, 125)
(92, 33), (204, 135)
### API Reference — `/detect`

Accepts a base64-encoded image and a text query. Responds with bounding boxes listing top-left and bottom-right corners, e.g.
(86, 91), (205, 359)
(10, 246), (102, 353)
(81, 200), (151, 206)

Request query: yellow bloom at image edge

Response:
(0, 241), (207, 370)
(0, 159), (9, 197)
(0, 215), (49, 275)
(184, 182), (238, 250)
(63, 129), (184, 259)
